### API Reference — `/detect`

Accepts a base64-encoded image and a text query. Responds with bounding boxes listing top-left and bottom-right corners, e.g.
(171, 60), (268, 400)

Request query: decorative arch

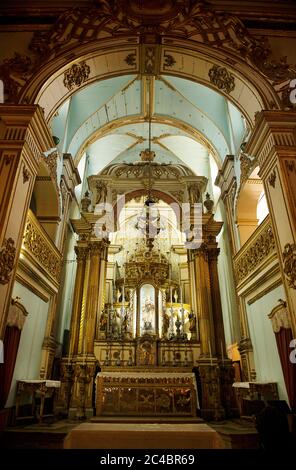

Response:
(1, 0), (290, 131)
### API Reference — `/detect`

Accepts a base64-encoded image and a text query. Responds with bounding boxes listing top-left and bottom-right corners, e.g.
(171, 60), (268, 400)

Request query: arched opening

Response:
(236, 167), (269, 246)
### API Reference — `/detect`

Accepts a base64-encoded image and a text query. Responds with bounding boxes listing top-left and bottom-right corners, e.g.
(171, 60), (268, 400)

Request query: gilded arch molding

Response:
(0, 0), (291, 126)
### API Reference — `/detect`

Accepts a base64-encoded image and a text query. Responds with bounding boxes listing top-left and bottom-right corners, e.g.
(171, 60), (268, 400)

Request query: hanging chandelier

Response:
(135, 87), (162, 250)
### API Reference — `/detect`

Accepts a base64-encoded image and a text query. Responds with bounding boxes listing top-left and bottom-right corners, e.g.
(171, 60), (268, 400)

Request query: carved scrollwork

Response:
(124, 53), (136, 67)
(239, 152), (257, 187)
(22, 212), (62, 282)
(282, 243), (296, 289)
(0, 237), (16, 284)
(164, 54), (176, 68)
(63, 61), (90, 91)
(268, 169), (277, 188)
(23, 165), (30, 183)
(208, 65), (235, 94)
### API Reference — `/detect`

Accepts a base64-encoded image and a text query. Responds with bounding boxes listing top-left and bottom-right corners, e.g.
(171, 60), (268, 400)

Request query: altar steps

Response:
(90, 416), (204, 424)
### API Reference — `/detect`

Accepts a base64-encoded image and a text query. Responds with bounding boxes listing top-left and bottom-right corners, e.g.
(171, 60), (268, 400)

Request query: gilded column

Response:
(69, 245), (89, 356)
(192, 245), (215, 357)
(207, 244), (226, 358)
(245, 111), (296, 336)
(85, 241), (103, 353)
(0, 105), (55, 339)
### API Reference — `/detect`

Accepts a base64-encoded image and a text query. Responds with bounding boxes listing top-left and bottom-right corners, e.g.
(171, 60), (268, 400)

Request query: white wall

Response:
(247, 285), (289, 404)
(56, 226), (77, 346)
(216, 201), (240, 347)
(6, 282), (49, 407)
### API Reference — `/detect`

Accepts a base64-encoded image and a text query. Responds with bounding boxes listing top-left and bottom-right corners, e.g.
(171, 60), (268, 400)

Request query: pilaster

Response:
(0, 105), (55, 339)
(245, 110), (296, 335)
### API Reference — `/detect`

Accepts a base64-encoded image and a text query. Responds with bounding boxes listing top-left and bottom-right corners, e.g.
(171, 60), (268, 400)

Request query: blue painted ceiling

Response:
(51, 74), (247, 179)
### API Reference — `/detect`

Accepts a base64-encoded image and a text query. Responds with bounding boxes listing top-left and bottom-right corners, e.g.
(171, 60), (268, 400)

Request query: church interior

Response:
(0, 0), (296, 451)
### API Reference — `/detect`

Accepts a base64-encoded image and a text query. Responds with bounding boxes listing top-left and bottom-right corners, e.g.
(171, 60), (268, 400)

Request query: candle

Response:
(208, 340), (213, 366)
(170, 286), (172, 304)
(221, 341), (225, 366)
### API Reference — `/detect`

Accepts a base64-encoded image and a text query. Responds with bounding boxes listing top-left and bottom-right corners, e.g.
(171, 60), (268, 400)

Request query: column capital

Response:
(244, 110), (296, 176)
(74, 245), (89, 261)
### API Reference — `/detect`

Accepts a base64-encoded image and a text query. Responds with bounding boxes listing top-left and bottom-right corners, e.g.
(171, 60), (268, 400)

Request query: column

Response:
(192, 245), (214, 357)
(191, 244), (225, 420)
(207, 241), (238, 417)
(68, 245), (89, 356)
(215, 155), (255, 381)
(245, 111), (296, 336)
(0, 105), (56, 339)
(207, 244), (226, 358)
(85, 241), (106, 353)
(39, 153), (81, 378)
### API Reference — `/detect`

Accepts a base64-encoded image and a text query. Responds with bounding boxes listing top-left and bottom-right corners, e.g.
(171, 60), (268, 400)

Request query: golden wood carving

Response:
(1, 1), (293, 103)
(233, 216), (276, 285)
(268, 169), (277, 188)
(239, 152), (257, 188)
(63, 61), (91, 91)
(22, 165), (30, 184)
(0, 237), (16, 284)
(282, 243), (296, 289)
(22, 210), (62, 282)
(208, 65), (235, 94)
(96, 374), (196, 416)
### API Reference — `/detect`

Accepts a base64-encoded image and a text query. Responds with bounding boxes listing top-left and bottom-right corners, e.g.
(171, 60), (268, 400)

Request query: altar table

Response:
(96, 369), (199, 417)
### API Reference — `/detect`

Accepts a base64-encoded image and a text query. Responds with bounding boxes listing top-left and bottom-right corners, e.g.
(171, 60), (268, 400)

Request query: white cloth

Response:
(0, 339), (3, 363)
(19, 379), (61, 388)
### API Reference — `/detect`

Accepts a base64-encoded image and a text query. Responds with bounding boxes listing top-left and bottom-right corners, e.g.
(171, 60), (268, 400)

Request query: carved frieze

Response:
(0, 237), (16, 284)
(63, 61), (90, 91)
(208, 65), (235, 94)
(282, 243), (296, 289)
(234, 217), (276, 284)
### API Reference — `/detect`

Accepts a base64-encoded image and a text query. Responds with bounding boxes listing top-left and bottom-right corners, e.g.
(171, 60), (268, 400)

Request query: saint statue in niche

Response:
(140, 284), (156, 333)
(142, 295), (155, 330)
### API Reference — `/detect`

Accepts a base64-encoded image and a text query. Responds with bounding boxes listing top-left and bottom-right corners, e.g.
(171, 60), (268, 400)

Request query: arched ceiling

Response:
(50, 73), (247, 179)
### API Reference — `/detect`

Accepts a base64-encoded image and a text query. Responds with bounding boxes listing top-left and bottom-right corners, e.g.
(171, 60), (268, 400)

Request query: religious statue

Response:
(162, 311), (170, 338)
(142, 295), (155, 331)
(96, 180), (107, 204)
(99, 309), (107, 331)
(81, 191), (91, 212)
(188, 311), (197, 339)
(173, 290), (178, 303)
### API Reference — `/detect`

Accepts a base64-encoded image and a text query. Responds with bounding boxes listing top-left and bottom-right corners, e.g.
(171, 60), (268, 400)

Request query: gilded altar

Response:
(96, 368), (198, 417)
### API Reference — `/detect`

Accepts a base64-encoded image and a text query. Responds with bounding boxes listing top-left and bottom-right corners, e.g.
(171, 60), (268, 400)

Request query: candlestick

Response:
(208, 340), (213, 366)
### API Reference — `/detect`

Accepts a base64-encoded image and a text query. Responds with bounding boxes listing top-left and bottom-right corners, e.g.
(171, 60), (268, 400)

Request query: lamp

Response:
(135, 85), (162, 250)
